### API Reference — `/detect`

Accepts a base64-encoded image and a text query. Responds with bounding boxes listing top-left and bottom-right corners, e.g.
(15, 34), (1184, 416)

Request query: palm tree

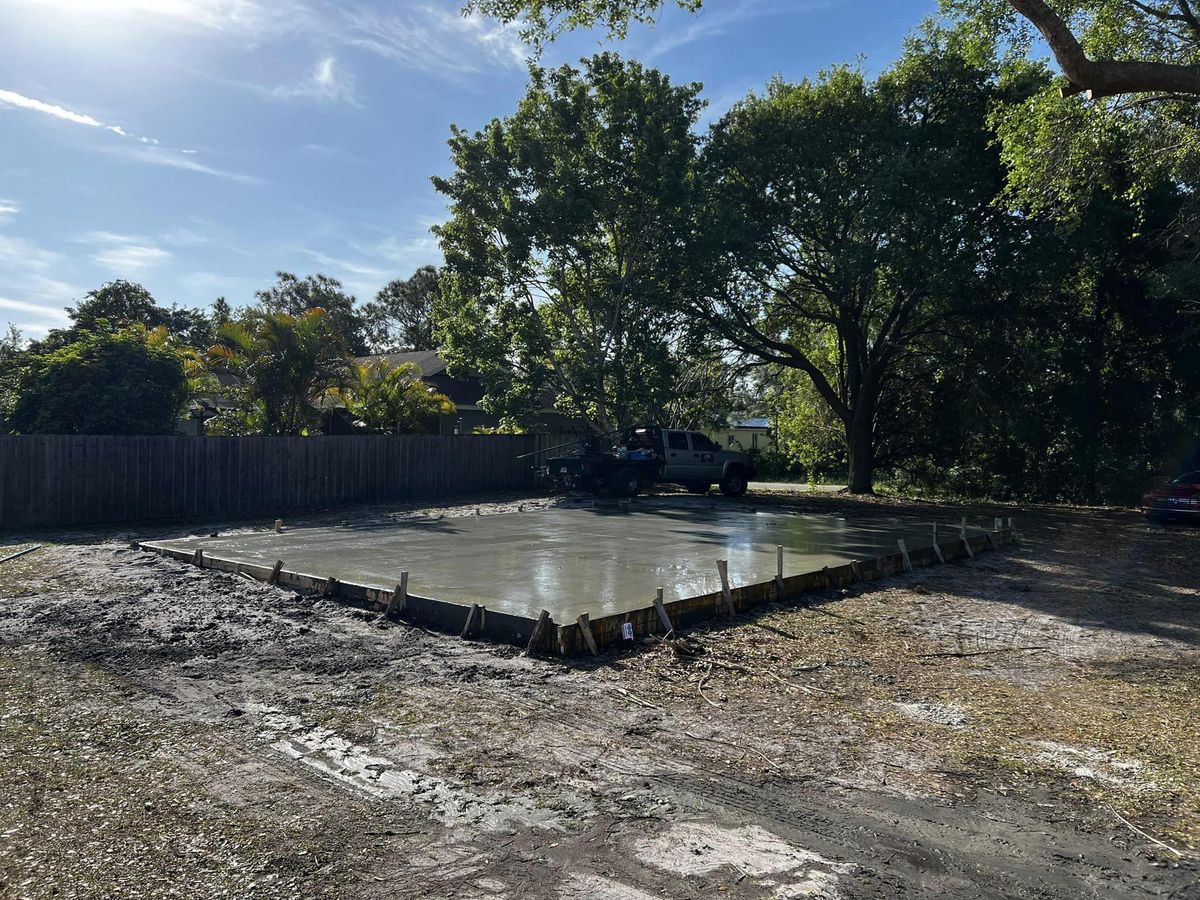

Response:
(208, 308), (351, 435)
(339, 360), (455, 434)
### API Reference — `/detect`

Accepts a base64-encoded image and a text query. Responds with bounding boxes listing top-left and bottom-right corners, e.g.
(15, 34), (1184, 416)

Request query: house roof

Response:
(355, 350), (448, 377)
(729, 417), (771, 430)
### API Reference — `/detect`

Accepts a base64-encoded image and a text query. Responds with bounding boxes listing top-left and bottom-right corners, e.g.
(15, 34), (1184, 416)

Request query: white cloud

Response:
(298, 247), (389, 279)
(646, 0), (827, 59)
(0, 200), (19, 221)
(1, 86), (258, 183)
(271, 56), (361, 107)
(104, 144), (263, 184)
(15, 0), (529, 79)
(337, 4), (527, 77)
(160, 224), (211, 247)
(0, 296), (69, 320)
(0, 233), (60, 273)
(0, 235), (79, 333)
(81, 231), (173, 276)
(301, 142), (363, 163)
(0, 88), (105, 128)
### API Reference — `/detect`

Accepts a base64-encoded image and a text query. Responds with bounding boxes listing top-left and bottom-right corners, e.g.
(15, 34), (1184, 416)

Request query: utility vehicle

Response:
(537, 425), (756, 497)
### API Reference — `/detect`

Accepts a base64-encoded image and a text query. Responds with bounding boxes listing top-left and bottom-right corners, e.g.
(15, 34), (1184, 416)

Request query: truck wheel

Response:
(685, 482), (710, 495)
(719, 470), (748, 497)
(608, 467), (640, 497)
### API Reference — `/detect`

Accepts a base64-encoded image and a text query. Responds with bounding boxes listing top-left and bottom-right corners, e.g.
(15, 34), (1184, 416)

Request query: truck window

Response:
(667, 431), (689, 451)
(690, 433), (718, 452)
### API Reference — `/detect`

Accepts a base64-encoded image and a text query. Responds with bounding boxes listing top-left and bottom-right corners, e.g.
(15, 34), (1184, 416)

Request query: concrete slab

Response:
(152, 506), (974, 622)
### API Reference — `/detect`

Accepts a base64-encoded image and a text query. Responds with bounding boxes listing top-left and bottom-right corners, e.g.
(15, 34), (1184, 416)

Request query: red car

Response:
(1142, 471), (1200, 522)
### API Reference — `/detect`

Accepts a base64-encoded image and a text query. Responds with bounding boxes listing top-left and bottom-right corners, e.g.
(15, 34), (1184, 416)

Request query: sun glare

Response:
(12, 0), (268, 31)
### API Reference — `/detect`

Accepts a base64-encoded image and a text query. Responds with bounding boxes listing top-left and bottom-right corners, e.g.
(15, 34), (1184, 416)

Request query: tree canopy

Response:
(362, 266), (441, 352)
(433, 53), (706, 433)
(255, 272), (368, 355)
(9, 326), (190, 435)
(688, 38), (1028, 491)
(34, 280), (217, 353)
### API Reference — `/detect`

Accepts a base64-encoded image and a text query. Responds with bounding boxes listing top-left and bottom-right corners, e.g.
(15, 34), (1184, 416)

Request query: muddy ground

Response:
(0, 488), (1198, 899)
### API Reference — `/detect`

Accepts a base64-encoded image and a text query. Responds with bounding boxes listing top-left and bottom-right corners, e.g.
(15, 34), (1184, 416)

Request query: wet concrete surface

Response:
(156, 505), (980, 621)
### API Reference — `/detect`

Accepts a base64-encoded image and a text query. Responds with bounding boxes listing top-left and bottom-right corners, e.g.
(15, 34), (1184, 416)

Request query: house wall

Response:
(718, 427), (774, 453)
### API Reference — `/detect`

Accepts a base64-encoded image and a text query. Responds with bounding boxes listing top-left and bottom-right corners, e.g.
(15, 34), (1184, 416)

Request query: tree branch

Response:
(1008, 0), (1200, 96)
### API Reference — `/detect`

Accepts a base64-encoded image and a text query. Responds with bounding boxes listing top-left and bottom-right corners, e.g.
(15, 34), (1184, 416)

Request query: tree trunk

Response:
(846, 415), (876, 494)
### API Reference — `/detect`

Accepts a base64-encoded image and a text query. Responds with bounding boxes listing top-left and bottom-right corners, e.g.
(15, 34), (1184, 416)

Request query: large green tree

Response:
(433, 53), (705, 433)
(207, 309), (352, 435)
(689, 40), (1028, 492)
(9, 326), (189, 435)
(362, 266), (441, 352)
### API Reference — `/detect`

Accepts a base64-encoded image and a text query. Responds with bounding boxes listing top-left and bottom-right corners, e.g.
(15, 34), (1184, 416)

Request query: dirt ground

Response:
(1, 487), (1198, 899)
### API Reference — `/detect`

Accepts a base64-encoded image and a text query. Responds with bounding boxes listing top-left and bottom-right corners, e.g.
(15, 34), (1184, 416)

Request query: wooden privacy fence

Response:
(0, 434), (556, 530)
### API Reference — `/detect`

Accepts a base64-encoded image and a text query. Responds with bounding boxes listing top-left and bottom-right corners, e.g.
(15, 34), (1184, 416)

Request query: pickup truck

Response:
(539, 425), (756, 497)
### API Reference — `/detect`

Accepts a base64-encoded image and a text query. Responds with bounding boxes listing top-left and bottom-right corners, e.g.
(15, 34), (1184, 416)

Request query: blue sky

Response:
(0, 0), (937, 339)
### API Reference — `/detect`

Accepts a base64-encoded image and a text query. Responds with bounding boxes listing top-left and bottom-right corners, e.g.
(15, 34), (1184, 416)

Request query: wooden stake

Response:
(274, 518), (283, 533)
(386, 571), (408, 617)
(267, 559), (284, 585)
(775, 545), (785, 600)
(525, 609), (551, 656)
(717, 559), (736, 616)
(931, 540), (945, 564)
(462, 603), (482, 638)
(850, 560), (862, 582)
(653, 587), (673, 635)
(322, 575), (339, 597)
(577, 612), (599, 656)
(192, 547), (204, 566)
(960, 525), (975, 559)
(897, 539), (913, 573)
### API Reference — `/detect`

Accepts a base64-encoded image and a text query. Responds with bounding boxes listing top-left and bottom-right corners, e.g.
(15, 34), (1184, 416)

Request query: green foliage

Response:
(9, 326), (189, 435)
(339, 360), (455, 434)
(465, 0), (696, 45)
(207, 309), (352, 436)
(255, 272), (368, 355)
(768, 368), (847, 479)
(0, 325), (27, 428)
(433, 53), (707, 433)
(34, 280), (216, 353)
(362, 266), (440, 352)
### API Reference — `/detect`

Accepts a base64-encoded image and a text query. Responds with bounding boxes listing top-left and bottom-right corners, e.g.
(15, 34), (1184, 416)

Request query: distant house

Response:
(718, 417), (774, 453)
(355, 350), (578, 436)
(178, 372), (240, 436)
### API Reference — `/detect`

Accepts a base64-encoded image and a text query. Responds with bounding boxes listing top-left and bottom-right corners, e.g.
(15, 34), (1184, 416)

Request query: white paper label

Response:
(622, 622), (635, 640)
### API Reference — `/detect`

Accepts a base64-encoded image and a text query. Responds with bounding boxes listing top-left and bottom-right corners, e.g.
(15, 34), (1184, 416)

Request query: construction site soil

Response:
(1, 487), (1197, 899)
